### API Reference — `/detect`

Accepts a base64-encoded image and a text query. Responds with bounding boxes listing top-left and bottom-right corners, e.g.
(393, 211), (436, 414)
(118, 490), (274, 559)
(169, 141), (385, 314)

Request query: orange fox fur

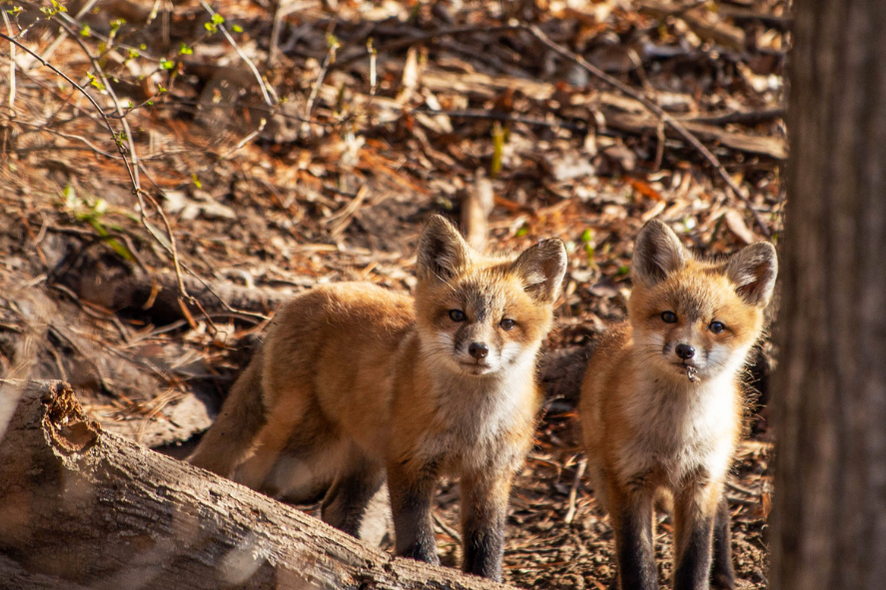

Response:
(188, 215), (567, 580)
(579, 220), (777, 590)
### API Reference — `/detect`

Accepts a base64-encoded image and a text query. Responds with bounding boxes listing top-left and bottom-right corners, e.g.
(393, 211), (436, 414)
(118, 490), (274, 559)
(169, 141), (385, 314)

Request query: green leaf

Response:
(86, 72), (105, 91)
(580, 228), (593, 243)
(211, 13), (224, 25)
(515, 224), (529, 238)
(231, 24), (243, 33)
(618, 265), (630, 276)
(192, 173), (202, 189)
(80, 24), (91, 37)
(179, 43), (193, 55)
(159, 58), (175, 70)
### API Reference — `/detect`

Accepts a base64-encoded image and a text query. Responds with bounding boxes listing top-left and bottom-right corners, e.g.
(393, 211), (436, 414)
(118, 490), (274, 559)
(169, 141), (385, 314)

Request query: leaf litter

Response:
(0, 0), (787, 587)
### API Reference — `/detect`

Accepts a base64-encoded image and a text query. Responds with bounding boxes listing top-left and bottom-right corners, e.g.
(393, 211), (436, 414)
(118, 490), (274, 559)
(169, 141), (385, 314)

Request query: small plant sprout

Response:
(491, 122), (504, 178)
(580, 228), (596, 266)
(39, 0), (66, 17)
(205, 13), (224, 33)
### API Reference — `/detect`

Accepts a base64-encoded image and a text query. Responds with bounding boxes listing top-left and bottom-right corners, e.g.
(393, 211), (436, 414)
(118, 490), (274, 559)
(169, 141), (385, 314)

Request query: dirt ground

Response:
(0, 0), (787, 587)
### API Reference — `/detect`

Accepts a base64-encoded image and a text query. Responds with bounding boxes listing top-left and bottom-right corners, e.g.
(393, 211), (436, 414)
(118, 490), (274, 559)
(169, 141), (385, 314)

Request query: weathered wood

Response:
(604, 111), (788, 160)
(0, 380), (517, 590)
(771, 1), (886, 588)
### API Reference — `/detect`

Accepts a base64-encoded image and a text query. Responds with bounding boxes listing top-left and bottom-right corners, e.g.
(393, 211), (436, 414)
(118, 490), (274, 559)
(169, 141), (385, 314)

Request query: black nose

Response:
(469, 342), (489, 360)
(675, 343), (695, 360)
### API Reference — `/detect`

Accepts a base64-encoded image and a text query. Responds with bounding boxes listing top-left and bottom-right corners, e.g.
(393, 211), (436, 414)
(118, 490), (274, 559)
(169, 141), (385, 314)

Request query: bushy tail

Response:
(187, 348), (267, 477)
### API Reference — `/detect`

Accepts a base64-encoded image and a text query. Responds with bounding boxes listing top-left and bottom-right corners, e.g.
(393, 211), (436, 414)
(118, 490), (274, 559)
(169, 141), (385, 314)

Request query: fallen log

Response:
(0, 380), (518, 590)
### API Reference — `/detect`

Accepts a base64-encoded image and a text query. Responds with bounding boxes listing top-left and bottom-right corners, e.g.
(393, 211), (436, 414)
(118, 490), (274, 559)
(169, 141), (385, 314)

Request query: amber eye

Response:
(709, 321), (726, 334)
(500, 318), (516, 331)
(449, 309), (466, 322)
(661, 311), (678, 323)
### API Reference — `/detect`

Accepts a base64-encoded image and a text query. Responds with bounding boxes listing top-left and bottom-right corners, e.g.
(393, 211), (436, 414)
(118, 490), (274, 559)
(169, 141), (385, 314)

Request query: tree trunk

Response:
(0, 380), (516, 590)
(771, 1), (886, 588)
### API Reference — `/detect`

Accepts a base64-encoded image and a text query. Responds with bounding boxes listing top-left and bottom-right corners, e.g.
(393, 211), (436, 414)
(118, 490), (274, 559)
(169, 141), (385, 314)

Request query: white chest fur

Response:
(616, 370), (741, 488)
(418, 351), (537, 473)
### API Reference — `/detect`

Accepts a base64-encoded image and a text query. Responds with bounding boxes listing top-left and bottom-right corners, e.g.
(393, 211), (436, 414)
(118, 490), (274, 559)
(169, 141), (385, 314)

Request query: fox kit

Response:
(579, 220), (777, 590)
(188, 215), (567, 581)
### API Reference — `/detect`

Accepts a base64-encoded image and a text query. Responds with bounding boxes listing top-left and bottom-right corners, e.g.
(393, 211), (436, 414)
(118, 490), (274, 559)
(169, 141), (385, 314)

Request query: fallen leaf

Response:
(724, 209), (755, 244)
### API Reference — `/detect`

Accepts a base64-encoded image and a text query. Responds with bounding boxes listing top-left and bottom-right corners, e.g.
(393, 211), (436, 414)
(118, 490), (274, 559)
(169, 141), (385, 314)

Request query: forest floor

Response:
(0, 0), (787, 587)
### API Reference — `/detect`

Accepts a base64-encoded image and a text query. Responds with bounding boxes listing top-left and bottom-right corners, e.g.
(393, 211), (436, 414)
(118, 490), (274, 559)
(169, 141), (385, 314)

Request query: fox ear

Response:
(725, 242), (778, 307)
(632, 220), (688, 286)
(417, 215), (471, 282)
(511, 239), (568, 303)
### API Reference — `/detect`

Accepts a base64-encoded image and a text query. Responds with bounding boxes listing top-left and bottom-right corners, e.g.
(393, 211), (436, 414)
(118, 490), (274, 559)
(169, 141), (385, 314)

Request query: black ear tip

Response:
(538, 238), (567, 254)
(638, 219), (671, 240)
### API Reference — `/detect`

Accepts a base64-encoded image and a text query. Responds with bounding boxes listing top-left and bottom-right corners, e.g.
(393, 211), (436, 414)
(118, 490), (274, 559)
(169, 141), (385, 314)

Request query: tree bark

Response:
(0, 380), (517, 590)
(771, 1), (886, 588)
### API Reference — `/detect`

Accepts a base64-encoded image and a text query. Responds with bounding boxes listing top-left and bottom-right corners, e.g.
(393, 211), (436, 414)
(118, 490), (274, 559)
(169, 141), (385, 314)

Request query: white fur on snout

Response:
(422, 331), (502, 375)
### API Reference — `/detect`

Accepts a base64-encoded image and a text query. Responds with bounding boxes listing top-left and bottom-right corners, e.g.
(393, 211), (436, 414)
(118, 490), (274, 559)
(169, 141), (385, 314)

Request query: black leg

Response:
(673, 485), (718, 590)
(613, 494), (659, 590)
(321, 455), (386, 539)
(710, 497), (735, 590)
(460, 472), (511, 581)
(387, 461), (440, 565)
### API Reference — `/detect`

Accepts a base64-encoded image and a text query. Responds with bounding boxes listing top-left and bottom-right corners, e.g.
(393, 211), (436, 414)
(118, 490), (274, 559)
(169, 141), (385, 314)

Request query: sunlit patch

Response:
(220, 532), (268, 585)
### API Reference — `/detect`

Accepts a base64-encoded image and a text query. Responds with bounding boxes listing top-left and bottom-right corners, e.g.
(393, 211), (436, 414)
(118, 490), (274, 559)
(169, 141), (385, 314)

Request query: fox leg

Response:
(709, 496), (735, 590)
(460, 469), (513, 581)
(188, 349), (266, 477)
(233, 391), (317, 492)
(321, 448), (386, 539)
(609, 480), (659, 590)
(672, 481), (722, 590)
(387, 460), (440, 565)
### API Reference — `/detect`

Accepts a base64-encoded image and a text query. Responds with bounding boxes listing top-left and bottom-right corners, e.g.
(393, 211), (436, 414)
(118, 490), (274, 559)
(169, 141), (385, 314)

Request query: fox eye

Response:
(661, 311), (678, 323)
(449, 309), (467, 322)
(500, 318), (516, 331)
(709, 321), (726, 333)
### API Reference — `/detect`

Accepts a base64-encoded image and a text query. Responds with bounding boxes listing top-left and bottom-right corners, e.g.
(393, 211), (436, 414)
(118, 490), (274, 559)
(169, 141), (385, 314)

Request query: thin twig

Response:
(413, 107), (587, 132)
(0, 31), (141, 194)
(199, 0), (275, 107)
(522, 24), (771, 237)
(2, 11), (15, 113)
(15, 121), (119, 159)
(54, 18), (142, 192)
(432, 512), (462, 545)
(564, 458), (587, 525)
(304, 19), (339, 128)
(38, 0), (99, 66)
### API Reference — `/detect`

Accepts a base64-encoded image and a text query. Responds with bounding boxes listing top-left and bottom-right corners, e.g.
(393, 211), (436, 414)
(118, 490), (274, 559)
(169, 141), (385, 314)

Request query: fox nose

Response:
(675, 343), (695, 360)
(469, 342), (489, 360)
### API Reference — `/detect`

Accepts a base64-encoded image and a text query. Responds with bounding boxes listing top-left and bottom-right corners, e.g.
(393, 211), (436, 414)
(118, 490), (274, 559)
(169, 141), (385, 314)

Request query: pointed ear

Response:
(725, 242), (778, 307)
(632, 220), (688, 286)
(416, 215), (472, 282)
(511, 239), (568, 304)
